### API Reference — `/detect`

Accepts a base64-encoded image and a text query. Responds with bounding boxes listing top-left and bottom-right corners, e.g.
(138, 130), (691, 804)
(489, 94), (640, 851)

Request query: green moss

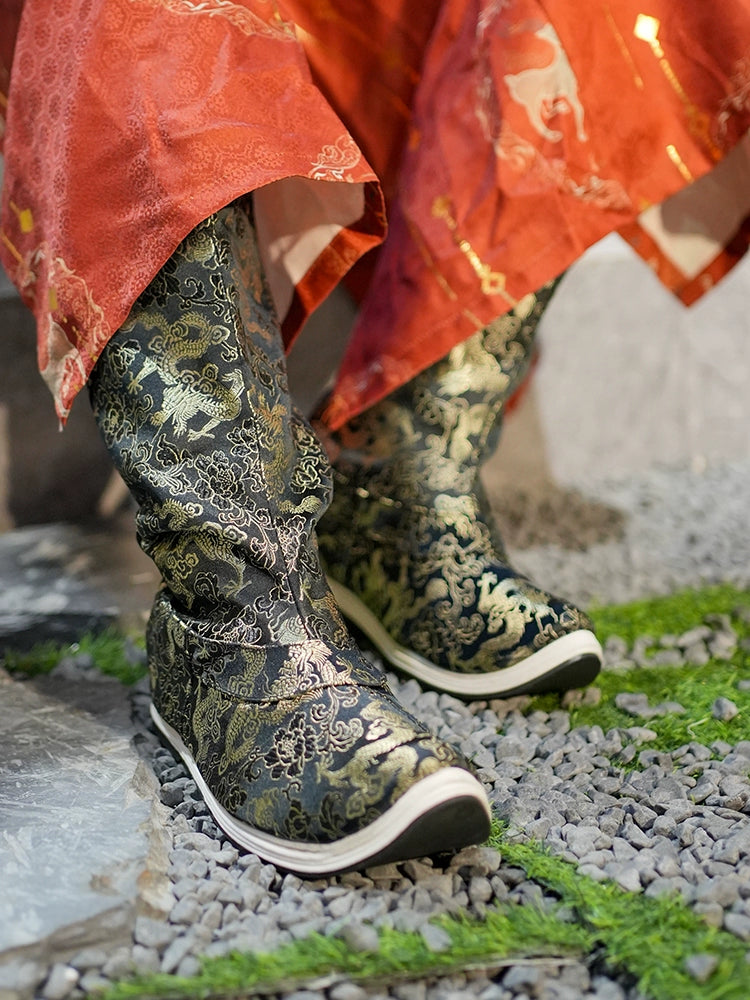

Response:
(100, 906), (592, 1000)
(491, 824), (750, 1000)
(2, 629), (147, 686)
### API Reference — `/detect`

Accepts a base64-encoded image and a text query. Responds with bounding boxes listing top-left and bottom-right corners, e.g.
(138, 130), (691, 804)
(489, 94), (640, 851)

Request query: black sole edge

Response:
(151, 718), (491, 877)
(498, 652), (603, 698)
(345, 794), (493, 873)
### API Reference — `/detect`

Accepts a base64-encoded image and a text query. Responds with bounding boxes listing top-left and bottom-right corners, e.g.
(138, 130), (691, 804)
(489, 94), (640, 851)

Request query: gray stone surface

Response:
(508, 460), (750, 607)
(0, 666), (171, 995)
(531, 237), (750, 484)
(0, 520), (159, 643)
(0, 525), (118, 651)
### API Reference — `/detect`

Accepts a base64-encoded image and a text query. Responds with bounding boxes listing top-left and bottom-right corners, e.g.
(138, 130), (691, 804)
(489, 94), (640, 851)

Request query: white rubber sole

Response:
(151, 704), (492, 875)
(328, 577), (603, 699)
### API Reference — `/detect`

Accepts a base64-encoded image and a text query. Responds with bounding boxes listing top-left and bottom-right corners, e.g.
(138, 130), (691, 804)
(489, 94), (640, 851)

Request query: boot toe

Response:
(328, 572), (602, 701)
(149, 603), (491, 874)
(151, 687), (491, 874)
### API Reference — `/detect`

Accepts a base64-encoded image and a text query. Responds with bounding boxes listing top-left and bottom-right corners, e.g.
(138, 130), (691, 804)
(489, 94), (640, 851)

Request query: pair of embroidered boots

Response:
(89, 202), (601, 874)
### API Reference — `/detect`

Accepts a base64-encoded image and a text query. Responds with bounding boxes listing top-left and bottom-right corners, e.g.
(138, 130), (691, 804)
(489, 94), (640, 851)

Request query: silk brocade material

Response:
(87, 203), (473, 844)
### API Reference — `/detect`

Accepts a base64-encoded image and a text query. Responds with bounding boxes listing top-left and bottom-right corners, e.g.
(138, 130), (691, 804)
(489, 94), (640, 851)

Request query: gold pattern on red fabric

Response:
(2, 0), (750, 424)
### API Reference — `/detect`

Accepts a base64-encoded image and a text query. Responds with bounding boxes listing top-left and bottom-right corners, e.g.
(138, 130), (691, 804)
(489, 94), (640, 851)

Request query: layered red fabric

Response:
(2, 1), (750, 425)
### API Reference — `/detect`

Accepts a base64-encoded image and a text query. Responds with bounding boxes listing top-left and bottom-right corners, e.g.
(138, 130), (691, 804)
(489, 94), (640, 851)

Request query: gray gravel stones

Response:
(685, 952), (720, 983)
(601, 612), (743, 674)
(41, 965), (79, 1000)
(511, 462), (750, 608)
(613, 693), (685, 718)
(11, 602), (750, 999)
(713, 697), (740, 721)
(340, 923), (380, 953)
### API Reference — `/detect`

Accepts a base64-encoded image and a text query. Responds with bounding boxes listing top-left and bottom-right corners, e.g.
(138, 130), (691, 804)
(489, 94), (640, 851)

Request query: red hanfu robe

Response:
(2, 0), (750, 426)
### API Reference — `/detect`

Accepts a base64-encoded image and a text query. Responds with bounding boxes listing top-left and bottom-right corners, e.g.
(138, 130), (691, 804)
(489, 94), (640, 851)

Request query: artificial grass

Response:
(565, 660), (750, 755)
(1, 638), (62, 676)
(588, 583), (750, 648)
(530, 584), (750, 756)
(100, 822), (750, 1000)
(492, 824), (750, 1000)
(100, 904), (593, 1000)
(2, 628), (147, 685)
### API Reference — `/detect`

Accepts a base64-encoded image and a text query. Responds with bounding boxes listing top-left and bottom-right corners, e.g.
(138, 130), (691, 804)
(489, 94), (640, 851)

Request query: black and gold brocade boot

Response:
(89, 202), (490, 874)
(317, 285), (602, 700)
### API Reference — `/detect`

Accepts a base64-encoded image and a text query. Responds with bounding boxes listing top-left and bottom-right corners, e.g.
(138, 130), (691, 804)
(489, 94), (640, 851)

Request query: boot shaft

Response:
(90, 201), (346, 647)
(331, 279), (560, 500)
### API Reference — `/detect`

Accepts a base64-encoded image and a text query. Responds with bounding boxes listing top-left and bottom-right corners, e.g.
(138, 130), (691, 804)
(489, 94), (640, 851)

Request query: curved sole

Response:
(150, 705), (492, 875)
(328, 578), (603, 699)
